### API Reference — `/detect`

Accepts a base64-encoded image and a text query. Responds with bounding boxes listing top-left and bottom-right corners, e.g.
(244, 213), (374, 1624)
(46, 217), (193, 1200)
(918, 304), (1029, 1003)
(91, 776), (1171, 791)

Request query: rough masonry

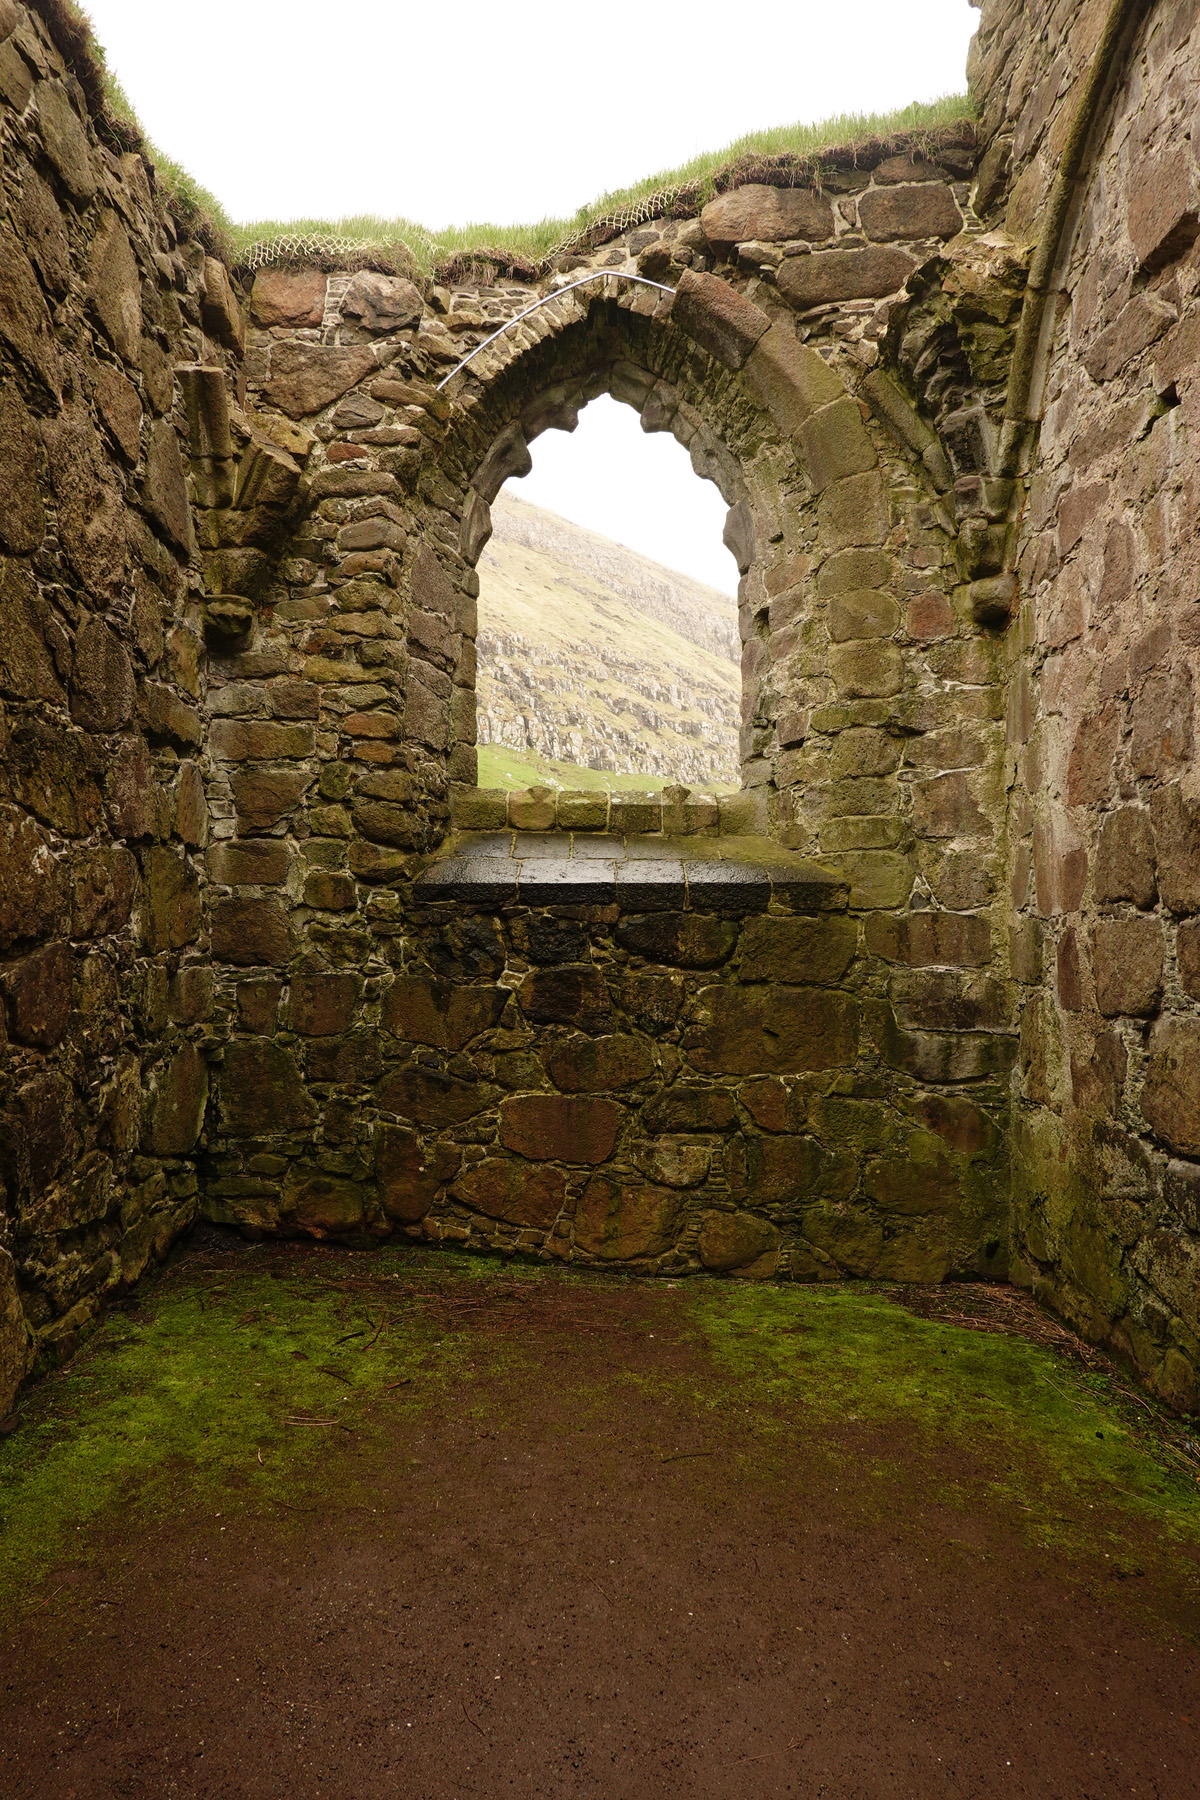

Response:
(0, 0), (1197, 1417)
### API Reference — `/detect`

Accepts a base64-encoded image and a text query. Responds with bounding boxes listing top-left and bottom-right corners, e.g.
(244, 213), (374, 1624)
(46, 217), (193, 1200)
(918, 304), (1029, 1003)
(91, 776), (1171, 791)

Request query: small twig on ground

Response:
(333, 1328), (368, 1346)
(580, 1570), (612, 1603)
(462, 1699), (486, 1737)
(658, 1450), (716, 1462)
(384, 1377), (413, 1390)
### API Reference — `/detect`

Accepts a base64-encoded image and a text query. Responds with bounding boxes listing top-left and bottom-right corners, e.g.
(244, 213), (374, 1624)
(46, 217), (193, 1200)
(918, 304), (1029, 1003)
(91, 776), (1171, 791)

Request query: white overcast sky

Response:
(85, 0), (979, 590)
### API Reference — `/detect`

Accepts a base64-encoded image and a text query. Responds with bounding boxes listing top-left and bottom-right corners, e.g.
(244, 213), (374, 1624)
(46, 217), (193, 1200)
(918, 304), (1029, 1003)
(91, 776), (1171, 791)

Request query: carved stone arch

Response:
(420, 275), (917, 829)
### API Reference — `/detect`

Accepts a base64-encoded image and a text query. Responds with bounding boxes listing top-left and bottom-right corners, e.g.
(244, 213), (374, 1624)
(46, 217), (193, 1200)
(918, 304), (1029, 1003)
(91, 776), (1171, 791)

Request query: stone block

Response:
(739, 914), (857, 984)
(1127, 146), (1199, 273)
(304, 871), (357, 910)
(210, 719), (316, 761)
(342, 271), (422, 333)
(669, 269), (770, 370)
(143, 1045), (208, 1158)
(828, 588), (901, 642)
(1094, 808), (1157, 909)
(451, 1157), (565, 1230)
(376, 1065), (498, 1125)
(289, 972), (357, 1036)
(208, 839), (290, 886)
(372, 1125), (456, 1224)
(450, 785), (508, 831)
(0, 387), (45, 552)
(701, 185), (833, 253)
(1150, 785), (1200, 914)
(1092, 919), (1164, 1018)
(834, 852), (914, 910)
(729, 1132), (856, 1208)
(865, 911), (990, 967)
(546, 1034), (655, 1092)
(1082, 294), (1174, 384)
(211, 897), (294, 967)
(615, 912), (737, 968)
(630, 1140), (709, 1187)
(266, 342), (376, 418)
(0, 220), (60, 399)
(698, 1210), (779, 1273)
(220, 1041), (316, 1136)
(1131, 667), (1193, 781)
(777, 246), (916, 311)
(251, 269), (327, 326)
(0, 558), (61, 703)
(168, 966), (214, 1024)
(2, 941), (71, 1048)
(201, 256), (244, 353)
(574, 1175), (682, 1260)
(829, 640), (902, 699)
(740, 322), (844, 435)
(911, 772), (991, 840)
(140, 846), (202, 952)
(231, 769), (310, 832)
(817, 471), (888, 549)
(868, 1001), (1015, 1084)
(0, 1246), (31, 1420)
(644, 1085), (738, 1133)
(499, 1094), (620, 1163)
(34, 78), (96, 204)
(798, 398), (876, 492)
(141, 420), (192, 554)
(237, 980), (281, 1034)
(610, 793), (662, 835)
(556, 790), (608, 831)
(305, 1031), (381, 1086)
(1142, 1019), (1200, 1158)
(1178, 922), (1200, 1002)
(383, 977), (507, 1050)
(858, 182), (961, 241)
(684, 985), (858, 1075)
(518, 965), (612, 1033)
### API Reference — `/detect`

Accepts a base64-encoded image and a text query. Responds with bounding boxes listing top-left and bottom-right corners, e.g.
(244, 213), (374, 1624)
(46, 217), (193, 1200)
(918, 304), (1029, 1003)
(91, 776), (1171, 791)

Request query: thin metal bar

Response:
(434, 271), (676, 391)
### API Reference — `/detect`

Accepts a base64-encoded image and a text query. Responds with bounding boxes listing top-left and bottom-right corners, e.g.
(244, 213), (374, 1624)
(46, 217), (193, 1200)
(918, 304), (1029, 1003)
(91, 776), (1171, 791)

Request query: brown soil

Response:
(1, 1245), (1197, 1800)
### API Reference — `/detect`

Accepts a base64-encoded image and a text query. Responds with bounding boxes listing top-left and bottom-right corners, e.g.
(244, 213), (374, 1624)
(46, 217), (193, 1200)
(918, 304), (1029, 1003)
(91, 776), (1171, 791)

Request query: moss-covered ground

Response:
(3, 1241), (1197, 1616)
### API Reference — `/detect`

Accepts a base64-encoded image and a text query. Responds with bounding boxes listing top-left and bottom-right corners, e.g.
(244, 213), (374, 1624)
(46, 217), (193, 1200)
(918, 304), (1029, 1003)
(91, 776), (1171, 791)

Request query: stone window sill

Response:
(415, 830), (849, 916)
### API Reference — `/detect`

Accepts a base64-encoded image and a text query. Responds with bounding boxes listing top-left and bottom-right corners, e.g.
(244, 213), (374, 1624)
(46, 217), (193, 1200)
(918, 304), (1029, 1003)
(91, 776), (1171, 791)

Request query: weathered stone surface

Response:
(858, 182), (961, 241)
(614, 912), (737, 969)
(2, 941), (71, 1047)
(201, 255), (244, 353)
(546, 1034), (654, 1092)
(231, 769), (311, 832)
(740, 323), (843, 435)
(730, 1132), (856, 1207)
(40, 404), (125, 598)
(72, 845), (137, 937)
(251, 269), (327, 327)
(700, 185), (833, 252)
(342, 272), (423, 333)
(1130, 667), (1193, 780)
(220, 1041), (316, 1136)
(208, 838), (290, 886)
(266, 342), (376, 418)
(0, 1246), (30, 1420)
(631, 1140), (709, 1187)
(1142, 1019), (1200, 1157)
(143, 1045), (208, 1157)
(863, 1129), (961, 1213)
(798, 398), (876, 492)
(0, 805), (67, 951)
(282, 1170), (368, 1237)
(8, 719), (103, 836)
(452, 1158), (565, 1230)
(1128, 145), (1200, 272)
(817, 470), (889, 548)
(643, 1086), (738, 1132)
(69, 616), (135, 730)
(211, 897), (294, 967)
(777, 246), (916, 311)
(15, 166), (70, 299)
(377, 1064), (498, 1125)
(0, 387), (45, 551)
(829, 639), (902, 698)
(94, 361), (143, 466)
(685, 986), (858, 1074)
(1083, 295), (1174, 384)
(1178, 922), (1200, 1002)
(1092, 919), (1164, 1018)
(376, 1124), (459, 1223)
(698, 1210), (778, 1272)
(828, 588), (900, 641)
(139, 847), (202, 952)
(574, 1175), (681, 1260)
(1093, 808), (1157, 908)
(499, 1094), (620, 1163)
(865, 912), (991, 967)
(518, 965), (612, 1033)
(33, 79), (96, 204)
(0, 220), (60, 397)
(211, 719), (315, 761)
(0, 558), (61, 702)
(289, 972), (356, 1035)
(1150, 785), (1200, 914)
(383, 977), (507, 1049)
(739, 915), (857, 984)
(670, 269), (770, 370)
(88, 210), (142, 363)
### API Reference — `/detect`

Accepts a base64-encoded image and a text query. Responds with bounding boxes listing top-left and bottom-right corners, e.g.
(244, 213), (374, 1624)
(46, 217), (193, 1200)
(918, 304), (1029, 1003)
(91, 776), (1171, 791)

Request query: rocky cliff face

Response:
(476, 494), (740, 788)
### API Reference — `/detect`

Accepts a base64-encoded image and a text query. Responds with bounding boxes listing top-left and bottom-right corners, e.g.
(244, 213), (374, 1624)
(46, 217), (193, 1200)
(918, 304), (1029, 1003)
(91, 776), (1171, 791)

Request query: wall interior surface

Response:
(0, 0), (1197, 1416)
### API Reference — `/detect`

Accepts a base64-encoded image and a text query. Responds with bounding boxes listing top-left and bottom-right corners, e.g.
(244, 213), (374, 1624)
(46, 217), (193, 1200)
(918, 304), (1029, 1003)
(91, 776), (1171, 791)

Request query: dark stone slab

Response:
(685, 861), (772, 916)
(766, 861), (851, 913)
(513, 832), (571, 860)
(571, 833), (628, 860)
(616, 860), (687, 910)
(517, 861), (618, 905)
(414, 857), (518, 905)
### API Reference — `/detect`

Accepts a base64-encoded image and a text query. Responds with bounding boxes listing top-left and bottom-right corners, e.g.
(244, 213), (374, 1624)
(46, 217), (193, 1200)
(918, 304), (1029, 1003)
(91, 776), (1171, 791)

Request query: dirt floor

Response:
(1, 1234), (1199, 1799)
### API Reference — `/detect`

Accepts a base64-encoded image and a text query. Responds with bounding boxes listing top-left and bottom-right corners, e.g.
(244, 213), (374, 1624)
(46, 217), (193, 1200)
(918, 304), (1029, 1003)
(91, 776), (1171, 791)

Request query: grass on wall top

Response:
(31, 5), (972, 281)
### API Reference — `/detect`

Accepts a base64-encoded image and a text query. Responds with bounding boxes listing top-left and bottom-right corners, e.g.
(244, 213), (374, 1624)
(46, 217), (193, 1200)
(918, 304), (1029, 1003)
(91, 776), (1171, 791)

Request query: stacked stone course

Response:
(0, 0), (1197, 1418)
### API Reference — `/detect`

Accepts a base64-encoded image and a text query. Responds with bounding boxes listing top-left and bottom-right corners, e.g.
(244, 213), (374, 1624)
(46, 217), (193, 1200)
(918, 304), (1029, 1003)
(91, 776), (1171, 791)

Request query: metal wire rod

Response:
(434, 271), (676, 391)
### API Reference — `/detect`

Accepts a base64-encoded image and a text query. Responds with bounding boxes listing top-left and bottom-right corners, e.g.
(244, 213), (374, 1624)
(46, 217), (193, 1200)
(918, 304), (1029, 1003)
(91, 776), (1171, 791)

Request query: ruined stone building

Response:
(1, 0), (1198, 1419)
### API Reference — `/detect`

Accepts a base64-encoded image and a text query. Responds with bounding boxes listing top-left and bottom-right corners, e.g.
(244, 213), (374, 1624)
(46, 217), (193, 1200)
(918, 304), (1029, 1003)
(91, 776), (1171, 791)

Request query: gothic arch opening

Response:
(473, 387), (742, 796)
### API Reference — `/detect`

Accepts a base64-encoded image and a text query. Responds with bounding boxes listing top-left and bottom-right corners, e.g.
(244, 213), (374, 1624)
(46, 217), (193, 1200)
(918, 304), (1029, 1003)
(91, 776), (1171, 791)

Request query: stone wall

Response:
(1, 0), (1198, 1418)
